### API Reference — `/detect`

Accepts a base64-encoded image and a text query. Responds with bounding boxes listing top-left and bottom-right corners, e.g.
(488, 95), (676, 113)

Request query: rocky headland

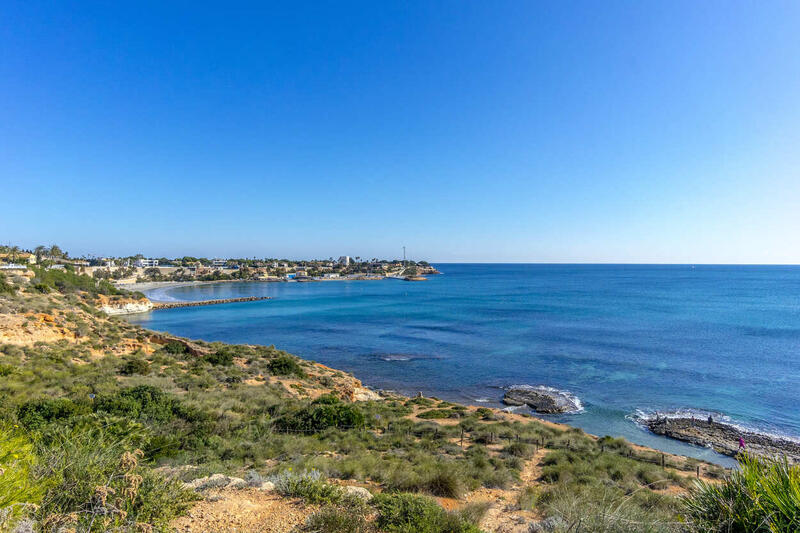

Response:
(645, 416), (800, 463)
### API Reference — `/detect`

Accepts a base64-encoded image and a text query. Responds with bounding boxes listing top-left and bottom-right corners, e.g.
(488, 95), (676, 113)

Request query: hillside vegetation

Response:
(0, 270), (797, 532)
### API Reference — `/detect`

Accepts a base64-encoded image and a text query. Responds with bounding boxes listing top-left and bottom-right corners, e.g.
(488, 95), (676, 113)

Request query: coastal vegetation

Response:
(0, 261), (798, 532)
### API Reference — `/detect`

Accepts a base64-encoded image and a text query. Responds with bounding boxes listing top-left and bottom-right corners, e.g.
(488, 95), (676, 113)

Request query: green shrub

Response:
(304, 496), (372, 533)
(277, 395), (366, 432)
(205, 348), (235, 366)
(373, 493), (481, 533)
(0, 274), (15, 295)
(0, 426), (43, 530)
(32, 428), (196, 531)
(683, 453), (800, 533)
(161, 341), (188, 355)
(475, 407), (494, 420)
(421, 466), (466, 498)
(268, 354), (305, 377)
(17, 398), (85, 430)
(270, 469), (344, 504)
(518, 485), (542, 510)
(417, 409), (453, 419)
(29, 266), (125, 297)
(541, 484), (679, 533)
(503, 442), (532, 458)
(119, 357), (151, 375)
(95, 385), (178, 421)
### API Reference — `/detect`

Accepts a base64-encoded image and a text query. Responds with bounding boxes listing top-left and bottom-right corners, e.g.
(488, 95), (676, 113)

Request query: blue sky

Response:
(2, 2), (799, 263)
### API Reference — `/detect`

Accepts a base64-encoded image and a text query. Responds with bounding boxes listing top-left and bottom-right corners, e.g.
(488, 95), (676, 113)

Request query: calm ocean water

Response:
(125, 264), (800, 465)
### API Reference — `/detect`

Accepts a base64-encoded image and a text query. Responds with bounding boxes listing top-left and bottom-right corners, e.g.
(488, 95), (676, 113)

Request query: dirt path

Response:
(466, 448), (549, 533)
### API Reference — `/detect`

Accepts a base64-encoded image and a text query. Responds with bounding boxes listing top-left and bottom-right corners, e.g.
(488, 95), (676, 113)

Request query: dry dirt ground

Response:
(172, 488), (314, 533)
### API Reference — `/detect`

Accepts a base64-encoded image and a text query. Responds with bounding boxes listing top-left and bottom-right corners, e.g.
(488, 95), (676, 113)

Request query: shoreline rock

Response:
(644, 416), (800, 463)
(503, 386), (581, 414)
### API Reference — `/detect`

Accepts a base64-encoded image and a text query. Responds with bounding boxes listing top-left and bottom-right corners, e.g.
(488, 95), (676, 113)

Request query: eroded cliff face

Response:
(99, 300), (154, 315)
(0, 290), (152, 355)
(96, 294), (154, 315)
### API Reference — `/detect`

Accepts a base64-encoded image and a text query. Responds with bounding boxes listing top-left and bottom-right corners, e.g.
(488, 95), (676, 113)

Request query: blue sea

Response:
(124, 264), (800, 465)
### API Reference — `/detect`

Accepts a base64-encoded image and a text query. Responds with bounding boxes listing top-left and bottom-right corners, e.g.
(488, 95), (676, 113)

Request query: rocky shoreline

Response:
(152, 296), (272, 309)
(644, 416), (800, 463)
(503, 385), (582, 414)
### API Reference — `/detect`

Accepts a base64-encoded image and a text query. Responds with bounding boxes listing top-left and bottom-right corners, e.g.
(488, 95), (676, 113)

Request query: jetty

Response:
(645, 416), (800, 463)
(152, 296), (272, 310)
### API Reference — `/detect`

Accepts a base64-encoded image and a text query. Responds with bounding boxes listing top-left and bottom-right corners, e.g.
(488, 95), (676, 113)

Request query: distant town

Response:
(0, 245), (440, 284)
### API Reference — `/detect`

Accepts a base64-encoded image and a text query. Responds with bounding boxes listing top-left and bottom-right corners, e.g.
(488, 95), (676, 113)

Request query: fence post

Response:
(460, 428), (464, 448)
(696, 466), (700, 478)
(661, 454), (665, 468)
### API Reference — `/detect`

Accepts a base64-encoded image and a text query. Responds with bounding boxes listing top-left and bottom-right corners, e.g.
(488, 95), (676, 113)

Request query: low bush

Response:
(268, 354), (305, 377)
(161, 340), (189, 355)
(277, 395), (366, 432)
(119, 357), (151, 375)
(304, 494), (373, 533)
(373, 492), (481, 533)
(270, 469), (344, 504)
(205, 348), (235, 366)
(420, 466), (466, 498)
(503, 441), (533, 458)
(17, 398), (86, 430)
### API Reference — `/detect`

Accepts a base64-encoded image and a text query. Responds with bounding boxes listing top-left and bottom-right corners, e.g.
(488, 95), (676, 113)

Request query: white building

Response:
(212, 258), (227, 267)
(135, 258), (159, 268)
(338, 256), (350, 266)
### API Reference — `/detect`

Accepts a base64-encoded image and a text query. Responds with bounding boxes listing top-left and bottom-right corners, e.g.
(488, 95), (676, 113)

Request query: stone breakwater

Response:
(152, 296), (272, 310)
(645, 417), (800, 463)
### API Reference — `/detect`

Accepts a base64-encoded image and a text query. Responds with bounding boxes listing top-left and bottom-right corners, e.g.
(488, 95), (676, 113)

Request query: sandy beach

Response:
(116, 279), (249, 293)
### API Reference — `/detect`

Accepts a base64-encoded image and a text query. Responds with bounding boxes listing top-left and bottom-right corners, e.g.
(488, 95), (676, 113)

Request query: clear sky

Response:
(2, 2), (799, 263)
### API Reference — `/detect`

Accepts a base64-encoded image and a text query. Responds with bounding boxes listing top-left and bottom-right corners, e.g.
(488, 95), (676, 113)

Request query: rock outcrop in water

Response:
(503, 386), (581, 414)
(644, 416), (800, 463)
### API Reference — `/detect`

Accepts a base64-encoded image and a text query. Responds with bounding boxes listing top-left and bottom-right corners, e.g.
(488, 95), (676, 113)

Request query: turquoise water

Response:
(125, 264), (800, 465)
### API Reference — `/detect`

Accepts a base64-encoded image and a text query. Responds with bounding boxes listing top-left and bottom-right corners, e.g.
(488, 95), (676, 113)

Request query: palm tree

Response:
(49, 245), (63, 259)
(34, 246), (47, 262)
(8, 246), (20, 263)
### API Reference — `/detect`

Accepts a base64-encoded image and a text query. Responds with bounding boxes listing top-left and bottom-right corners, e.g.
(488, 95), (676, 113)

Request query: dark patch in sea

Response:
(368, 352), (443, 362)
(739, 326), (800, 339)
(405, 323), (471, 334)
